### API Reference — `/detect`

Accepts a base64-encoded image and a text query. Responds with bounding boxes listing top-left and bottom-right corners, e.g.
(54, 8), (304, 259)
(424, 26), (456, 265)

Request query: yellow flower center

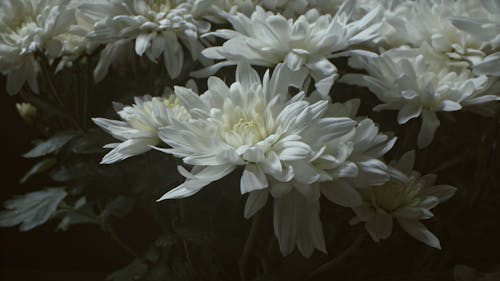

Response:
(370, 180), (422, 212)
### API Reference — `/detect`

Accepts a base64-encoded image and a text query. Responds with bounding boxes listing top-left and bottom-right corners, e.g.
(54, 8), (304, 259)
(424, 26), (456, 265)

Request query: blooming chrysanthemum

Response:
(341, 48), (499, 148)
(93, 93), (189, 164)
(157, 64), (357, 200)
(243, 98), (397, 256)
(350, 150), (457, 249)
(80, 0), (212, 81)
(211, 0), (347, 20)
(451, 0), (500, 76)
(197, 1), (382, 97)
(380, 0), (492, 71)
(157, 64), (396, 256)
(52, 0), (107, 71)
(0, 0), (75, 95)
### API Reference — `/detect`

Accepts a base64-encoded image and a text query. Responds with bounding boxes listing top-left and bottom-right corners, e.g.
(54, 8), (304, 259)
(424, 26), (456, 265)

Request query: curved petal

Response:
(418, 110), (440, 148)
(398, 219), (441, 249)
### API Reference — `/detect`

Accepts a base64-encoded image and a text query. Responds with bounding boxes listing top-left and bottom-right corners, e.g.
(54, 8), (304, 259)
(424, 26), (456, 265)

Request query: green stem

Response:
(102, 222), (138, 258)
(306, 234), (366, 280)
(239, 209), (264, 281)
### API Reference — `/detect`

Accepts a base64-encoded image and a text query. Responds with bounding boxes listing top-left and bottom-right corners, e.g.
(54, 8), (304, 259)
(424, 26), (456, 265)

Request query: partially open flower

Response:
(451, 0), (500, 76)
(0, 0), (75, 94)
(341, 48), (499, 148)
(93, 93), (189, 164)
(80, 0), (212, 81)
(16, 102), (38, 124)
(350, 150), (457, 249)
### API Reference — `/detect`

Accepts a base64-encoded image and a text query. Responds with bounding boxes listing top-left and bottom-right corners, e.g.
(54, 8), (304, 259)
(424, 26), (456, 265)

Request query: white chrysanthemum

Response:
(211, 0), (347, 19)
(243, 98), (396, 257)
(52, 0), (107, 71)
(157, 64), (364, 256)
(350, 150), (457, 249)
(197, 2), (382, 97)
(381, 0), (492, 70)
(341, 48), (499, 148)
(0, 0), (75, 95)
(80, 0), (211, 81)
(158, 64), (357, 199)
(93, 94), (189, 164)
(451, 0), (500, 76)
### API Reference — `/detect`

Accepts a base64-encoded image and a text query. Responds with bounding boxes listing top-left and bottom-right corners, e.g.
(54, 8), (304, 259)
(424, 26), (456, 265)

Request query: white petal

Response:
(273, 191), (326, 257)
(157, 165), (235, 201)
(291, 161), (320, 184)
(236, 63), (260, 89)
(278, 142), (312, 161)
(270, 182), (293, 198)
(365, 212), (393, 242)
(101, 138), (157, 164)
(398, 219), (441, 249)
(284, 52), (305, 71)
(244, 189), (269, 219)
(418, 110), (440, 148)
(440, 100), (462, 111)
(420, 185), (457, 203)
(321, 180), (362, 207)
(240, 164), (268, 194)
(397, 104), (422, 124)
(394, 150), (415, 174)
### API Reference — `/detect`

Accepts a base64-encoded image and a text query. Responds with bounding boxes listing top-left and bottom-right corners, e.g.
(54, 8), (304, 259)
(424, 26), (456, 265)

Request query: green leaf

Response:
(50, 162), (93, 182)
(107, 259), (148, 281)
(20, 158), (57, 183)
(70, 129), (108, 154)
(57, 197), (98, 231)
(101, 196), (135, 221)
(0, 188), (67, 231)
(23, 132), (78, 158)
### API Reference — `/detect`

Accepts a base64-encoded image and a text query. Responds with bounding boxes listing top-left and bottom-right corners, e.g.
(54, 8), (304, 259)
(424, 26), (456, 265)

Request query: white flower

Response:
(350, 150), (457, 249)
(211, 0), (347, 19)
(0, 0), (75, 95)
(158, 64), (356, 199)
(157, 64), (361, 256)
(16, 102), (38, 124)
(93, 93), (189, 164)
(53, 0), (108, 71)
(341, 48), (499, 148)
(196, 2), (382, 97)
(243, 99), (396, 257)
(451, 0), (500, 76)
(80, 0), (211, 81)
(380, 0), (492, 70)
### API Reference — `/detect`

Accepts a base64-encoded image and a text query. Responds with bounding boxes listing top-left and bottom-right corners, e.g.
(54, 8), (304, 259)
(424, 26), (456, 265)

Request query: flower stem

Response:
(306, 234), (366, 280)
(239, 209), (264, 281)
(102, 222), (138, 258)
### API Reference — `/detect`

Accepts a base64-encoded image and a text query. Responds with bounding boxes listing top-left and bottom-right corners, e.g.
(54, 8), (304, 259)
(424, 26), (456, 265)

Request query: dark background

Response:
(0, 77), (128, 281)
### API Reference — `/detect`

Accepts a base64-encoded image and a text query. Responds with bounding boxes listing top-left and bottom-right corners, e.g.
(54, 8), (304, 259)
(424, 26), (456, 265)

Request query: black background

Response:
(0, 77), (128, 281)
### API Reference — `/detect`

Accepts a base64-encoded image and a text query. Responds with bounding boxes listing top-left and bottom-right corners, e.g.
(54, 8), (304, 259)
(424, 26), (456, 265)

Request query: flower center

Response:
(370, 180), (421, 212)
(229, 118), (266, 145)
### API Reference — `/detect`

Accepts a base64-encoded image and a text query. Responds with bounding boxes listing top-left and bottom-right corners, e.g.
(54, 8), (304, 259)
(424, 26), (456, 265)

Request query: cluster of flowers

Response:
(1, 0), (499, 257)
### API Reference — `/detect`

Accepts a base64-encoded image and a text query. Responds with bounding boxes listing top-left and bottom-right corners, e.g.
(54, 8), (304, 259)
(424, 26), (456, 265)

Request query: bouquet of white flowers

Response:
(1, 0), (499, 280)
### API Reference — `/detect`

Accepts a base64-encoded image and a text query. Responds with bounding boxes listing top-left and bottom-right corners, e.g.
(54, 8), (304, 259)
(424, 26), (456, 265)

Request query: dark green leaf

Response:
(0, 188), (67, 231)
(20, 158), (57, 183)
(23, 132), (79, 158)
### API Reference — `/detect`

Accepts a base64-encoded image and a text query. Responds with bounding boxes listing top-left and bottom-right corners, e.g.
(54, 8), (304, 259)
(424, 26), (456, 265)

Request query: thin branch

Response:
(102, 222), (138, 258)
(239, 209), (264, 281)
